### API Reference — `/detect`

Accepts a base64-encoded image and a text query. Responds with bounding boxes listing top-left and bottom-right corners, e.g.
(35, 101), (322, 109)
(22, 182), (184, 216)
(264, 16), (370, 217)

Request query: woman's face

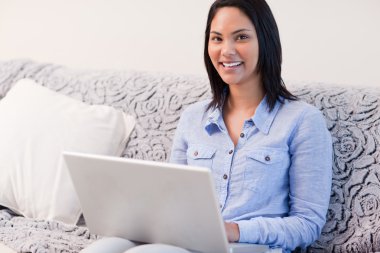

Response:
(208, 7), (259, 87)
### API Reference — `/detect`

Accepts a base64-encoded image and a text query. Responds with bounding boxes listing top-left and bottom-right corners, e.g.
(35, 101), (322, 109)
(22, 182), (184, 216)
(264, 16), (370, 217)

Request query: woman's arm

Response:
(169, 113), (188, 165)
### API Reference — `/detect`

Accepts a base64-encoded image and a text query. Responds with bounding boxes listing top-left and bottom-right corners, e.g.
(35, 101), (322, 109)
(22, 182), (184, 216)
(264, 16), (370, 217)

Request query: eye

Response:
(236, 34), (249, 41)
(210, 36), (222, 42)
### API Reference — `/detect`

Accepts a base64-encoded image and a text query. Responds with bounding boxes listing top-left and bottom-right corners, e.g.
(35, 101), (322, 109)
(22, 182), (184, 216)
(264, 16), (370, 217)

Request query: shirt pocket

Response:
(244, 148), (288, 192)
(186, 145), (216, 169)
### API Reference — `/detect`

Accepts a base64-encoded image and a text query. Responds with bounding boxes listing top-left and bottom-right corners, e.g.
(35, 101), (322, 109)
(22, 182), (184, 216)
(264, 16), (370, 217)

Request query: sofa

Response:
(0, 59), (379, 253)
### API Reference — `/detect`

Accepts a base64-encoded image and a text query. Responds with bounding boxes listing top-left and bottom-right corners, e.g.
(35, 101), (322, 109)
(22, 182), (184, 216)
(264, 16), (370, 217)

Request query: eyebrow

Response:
(210, 29), (252, 36)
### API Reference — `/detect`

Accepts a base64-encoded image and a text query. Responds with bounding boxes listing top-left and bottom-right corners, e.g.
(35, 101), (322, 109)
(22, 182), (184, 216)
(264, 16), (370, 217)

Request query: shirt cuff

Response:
(236, 219), (261, 243)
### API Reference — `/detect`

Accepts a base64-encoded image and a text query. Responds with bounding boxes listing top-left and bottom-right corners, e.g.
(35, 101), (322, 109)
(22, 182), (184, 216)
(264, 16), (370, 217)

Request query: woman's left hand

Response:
(224, 222), (240, 242)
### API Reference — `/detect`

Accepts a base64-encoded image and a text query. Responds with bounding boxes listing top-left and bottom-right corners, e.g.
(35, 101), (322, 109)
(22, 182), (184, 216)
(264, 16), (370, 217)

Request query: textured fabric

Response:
(0, 209), (98, 253)
(169, 97), (332, 251)
(0, 59), (380, 252)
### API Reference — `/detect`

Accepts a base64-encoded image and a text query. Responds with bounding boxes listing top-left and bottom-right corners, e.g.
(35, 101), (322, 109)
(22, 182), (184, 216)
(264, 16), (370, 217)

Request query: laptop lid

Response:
(64, 151), (232, 253)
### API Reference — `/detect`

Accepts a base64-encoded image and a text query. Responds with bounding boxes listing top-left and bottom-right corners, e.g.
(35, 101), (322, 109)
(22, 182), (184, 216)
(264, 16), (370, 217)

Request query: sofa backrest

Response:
(291, 84), (380, 252)
(1, 59), (380, 252)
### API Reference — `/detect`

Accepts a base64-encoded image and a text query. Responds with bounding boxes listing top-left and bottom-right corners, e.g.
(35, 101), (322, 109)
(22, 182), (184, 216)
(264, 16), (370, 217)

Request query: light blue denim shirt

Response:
(169, 97), (332, 252)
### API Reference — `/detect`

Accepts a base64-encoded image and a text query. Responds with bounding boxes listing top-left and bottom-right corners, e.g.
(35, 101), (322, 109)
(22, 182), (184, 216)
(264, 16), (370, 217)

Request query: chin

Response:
(217, 69), (247, 86)
(220, 76), (242, 86)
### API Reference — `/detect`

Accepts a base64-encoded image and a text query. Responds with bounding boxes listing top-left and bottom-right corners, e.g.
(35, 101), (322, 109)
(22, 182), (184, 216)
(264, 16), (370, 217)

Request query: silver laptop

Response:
(63, 151), (269, 253)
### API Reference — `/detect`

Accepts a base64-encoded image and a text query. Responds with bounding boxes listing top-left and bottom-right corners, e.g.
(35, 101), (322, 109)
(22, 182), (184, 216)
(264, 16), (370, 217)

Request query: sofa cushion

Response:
(0, 78), (135, 224)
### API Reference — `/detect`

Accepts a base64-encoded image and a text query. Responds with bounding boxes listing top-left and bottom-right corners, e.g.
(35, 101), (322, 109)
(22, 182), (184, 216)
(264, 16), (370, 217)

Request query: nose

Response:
(221, 40), (236, 57)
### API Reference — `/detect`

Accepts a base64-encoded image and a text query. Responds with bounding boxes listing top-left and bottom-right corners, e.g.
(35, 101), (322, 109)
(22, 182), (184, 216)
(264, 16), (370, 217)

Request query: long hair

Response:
(204, 0), (296, 111)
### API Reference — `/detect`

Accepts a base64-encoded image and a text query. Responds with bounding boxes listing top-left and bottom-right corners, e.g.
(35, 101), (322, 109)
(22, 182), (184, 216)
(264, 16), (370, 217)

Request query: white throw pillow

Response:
(0, 79), (135, 224)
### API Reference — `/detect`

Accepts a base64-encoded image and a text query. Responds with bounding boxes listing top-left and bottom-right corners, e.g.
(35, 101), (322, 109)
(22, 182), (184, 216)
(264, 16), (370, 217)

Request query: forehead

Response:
(210, 7), (255, 32)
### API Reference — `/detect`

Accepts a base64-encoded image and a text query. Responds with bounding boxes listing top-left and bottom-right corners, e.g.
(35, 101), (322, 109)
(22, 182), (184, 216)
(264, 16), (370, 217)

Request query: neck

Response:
(225, 79), (265, 115)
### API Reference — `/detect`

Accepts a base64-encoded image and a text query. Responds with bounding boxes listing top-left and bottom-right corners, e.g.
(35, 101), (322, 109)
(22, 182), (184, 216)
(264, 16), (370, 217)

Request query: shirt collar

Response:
(205, 96), (282, 135)
(251, 96), (281, 135)
(205, 107), (223, 135)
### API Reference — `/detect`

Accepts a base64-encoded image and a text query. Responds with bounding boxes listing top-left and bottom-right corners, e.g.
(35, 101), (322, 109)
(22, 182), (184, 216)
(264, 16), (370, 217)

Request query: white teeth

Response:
(222, 62), (242, 67)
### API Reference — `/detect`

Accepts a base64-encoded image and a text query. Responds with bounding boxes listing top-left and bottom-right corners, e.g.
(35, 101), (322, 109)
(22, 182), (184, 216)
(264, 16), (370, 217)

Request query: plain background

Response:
(0, 0), (379, 87)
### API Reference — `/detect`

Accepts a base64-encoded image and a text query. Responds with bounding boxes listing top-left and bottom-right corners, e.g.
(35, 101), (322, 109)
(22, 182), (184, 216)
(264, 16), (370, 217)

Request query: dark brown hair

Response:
(204, 0), (296, 111)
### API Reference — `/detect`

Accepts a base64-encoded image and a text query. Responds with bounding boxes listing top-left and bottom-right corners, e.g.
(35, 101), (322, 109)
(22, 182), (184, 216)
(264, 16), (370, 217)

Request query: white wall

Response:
(269, 0), (380, 87)
(0, 0), (379, 87)
(0, 0), (214, 74)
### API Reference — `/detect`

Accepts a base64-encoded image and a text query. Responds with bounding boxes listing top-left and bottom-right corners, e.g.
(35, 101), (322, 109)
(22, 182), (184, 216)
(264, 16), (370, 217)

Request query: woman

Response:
(170, 0), (332, 252)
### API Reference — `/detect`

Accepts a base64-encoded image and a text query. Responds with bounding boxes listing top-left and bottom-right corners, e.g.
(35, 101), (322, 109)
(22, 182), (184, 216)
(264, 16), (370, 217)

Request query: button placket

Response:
(220, 148), (233, 205)
(220, 145), (235, 208)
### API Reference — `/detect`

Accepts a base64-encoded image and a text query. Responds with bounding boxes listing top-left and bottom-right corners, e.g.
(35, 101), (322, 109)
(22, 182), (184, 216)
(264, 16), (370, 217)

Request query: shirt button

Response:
(228, 150), (233, 155)
(223, 174), (228, 180)
(240, 133), (245, 138)
(265, 155), (271, 161)
(194, 151), (198, 156)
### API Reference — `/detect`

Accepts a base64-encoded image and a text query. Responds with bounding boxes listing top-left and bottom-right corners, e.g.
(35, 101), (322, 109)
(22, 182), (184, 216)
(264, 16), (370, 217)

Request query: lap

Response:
(80, 237), (191, 253)
(81, 237), (278, 253)
(127, 244), (191, 253)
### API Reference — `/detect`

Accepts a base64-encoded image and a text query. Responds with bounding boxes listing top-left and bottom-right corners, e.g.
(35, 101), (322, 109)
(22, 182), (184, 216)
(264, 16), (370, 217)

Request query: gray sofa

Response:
(0, 59), (379, 253)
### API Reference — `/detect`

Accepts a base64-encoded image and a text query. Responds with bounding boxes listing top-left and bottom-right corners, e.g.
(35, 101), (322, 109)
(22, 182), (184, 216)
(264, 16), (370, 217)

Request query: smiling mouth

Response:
(221, 62), (243, 68)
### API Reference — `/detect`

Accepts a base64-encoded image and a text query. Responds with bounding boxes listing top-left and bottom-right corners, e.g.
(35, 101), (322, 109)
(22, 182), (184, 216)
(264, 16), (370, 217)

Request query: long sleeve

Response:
(236, 110), (333, 251)
(169, 111), (188, 165)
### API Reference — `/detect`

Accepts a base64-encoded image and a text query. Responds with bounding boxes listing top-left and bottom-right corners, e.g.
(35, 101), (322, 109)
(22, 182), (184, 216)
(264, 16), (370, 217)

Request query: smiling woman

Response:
(170, 0), (333, 252)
